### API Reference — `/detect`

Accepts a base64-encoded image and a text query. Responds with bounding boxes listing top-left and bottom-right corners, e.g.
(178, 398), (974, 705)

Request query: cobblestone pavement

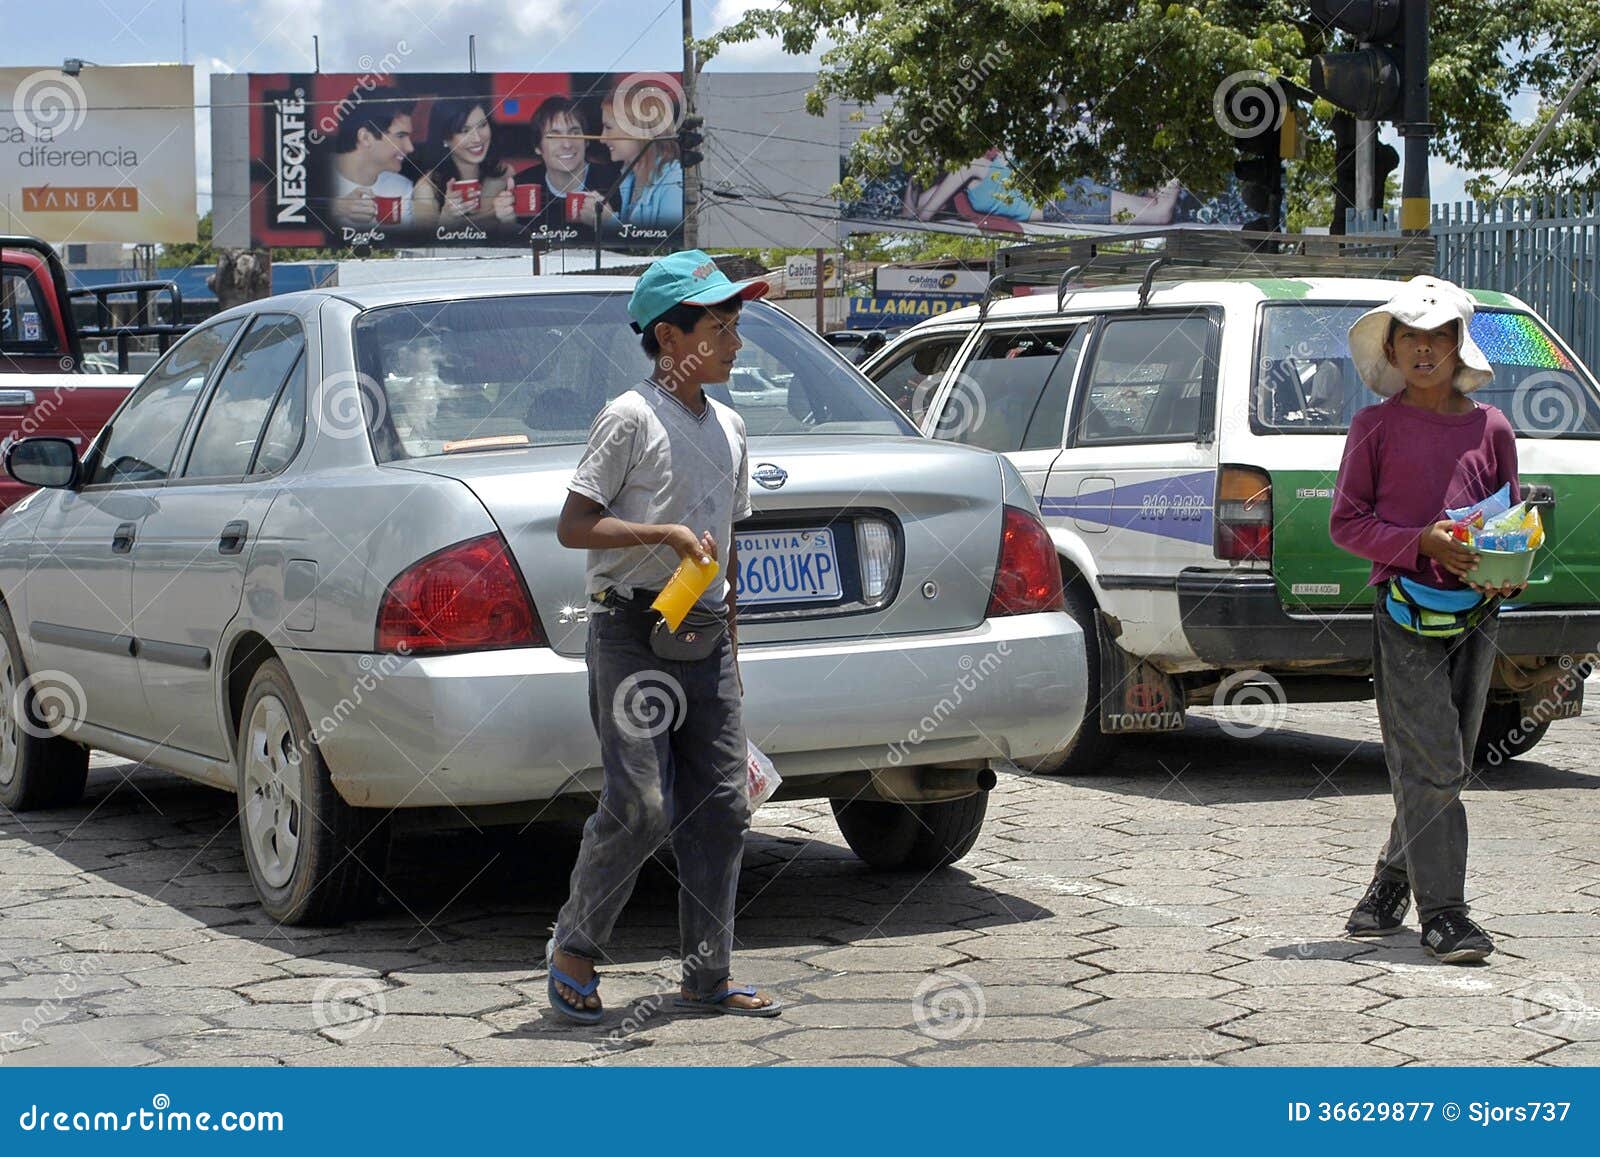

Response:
(2, 697), (1597, 1067)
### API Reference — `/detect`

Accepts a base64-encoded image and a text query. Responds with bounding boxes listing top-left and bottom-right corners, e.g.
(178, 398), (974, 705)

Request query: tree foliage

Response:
(707, 1), (1600, 211)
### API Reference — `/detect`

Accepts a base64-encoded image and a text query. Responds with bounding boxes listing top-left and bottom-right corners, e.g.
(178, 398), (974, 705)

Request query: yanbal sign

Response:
(0, 64), (196, 244)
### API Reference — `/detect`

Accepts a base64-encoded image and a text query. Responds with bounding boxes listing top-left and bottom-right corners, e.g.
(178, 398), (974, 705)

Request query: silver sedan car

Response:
(0, 279), (1086, 923)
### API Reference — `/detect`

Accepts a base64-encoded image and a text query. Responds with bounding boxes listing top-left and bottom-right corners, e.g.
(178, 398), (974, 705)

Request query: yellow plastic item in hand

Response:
(651, 555), (721, 630)
(1522, 505), (1545, 549)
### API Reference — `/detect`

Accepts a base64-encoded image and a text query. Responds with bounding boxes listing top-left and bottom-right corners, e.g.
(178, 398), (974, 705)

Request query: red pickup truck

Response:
(0, 236), (188, 509)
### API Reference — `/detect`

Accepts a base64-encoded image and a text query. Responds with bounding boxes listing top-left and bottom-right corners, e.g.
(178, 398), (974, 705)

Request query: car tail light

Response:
(1215, 465), (1273, 561)
(987, 505), (1065, 616)
(376, 532), (546, 654)
(857, 517), (895, 601)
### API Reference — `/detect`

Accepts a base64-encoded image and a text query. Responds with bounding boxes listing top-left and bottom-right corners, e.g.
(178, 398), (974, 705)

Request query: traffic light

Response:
(677, 114), (705, 170)
(1233, 83), (1291, 234)
(1308, 0), (1405, 122)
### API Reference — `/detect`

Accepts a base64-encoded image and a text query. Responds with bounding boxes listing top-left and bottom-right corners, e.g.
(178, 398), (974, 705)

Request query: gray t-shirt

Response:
(569, 379), (752, 608)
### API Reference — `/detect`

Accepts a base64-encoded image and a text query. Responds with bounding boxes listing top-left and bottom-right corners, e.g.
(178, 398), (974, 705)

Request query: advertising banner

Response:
(847, 291), (979, 329)
(0, 64), (197, 244)
(784, 252), (841, 291)
(248, 69), (686, 252)
(874, 266), (990, 296)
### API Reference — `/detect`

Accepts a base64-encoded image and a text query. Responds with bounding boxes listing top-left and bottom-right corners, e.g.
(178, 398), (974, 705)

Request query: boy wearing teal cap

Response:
(545, 250), (782, 1021)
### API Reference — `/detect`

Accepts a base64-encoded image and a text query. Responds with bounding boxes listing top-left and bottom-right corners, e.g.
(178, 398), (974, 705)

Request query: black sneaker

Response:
(1421, 912), (1495, 963)
(1345, 877), (1411, 937)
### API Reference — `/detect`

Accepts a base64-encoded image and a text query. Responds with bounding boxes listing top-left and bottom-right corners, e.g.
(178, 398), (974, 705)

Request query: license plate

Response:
(735, 528), (842, 606)
(1553, 673), (1584, 719)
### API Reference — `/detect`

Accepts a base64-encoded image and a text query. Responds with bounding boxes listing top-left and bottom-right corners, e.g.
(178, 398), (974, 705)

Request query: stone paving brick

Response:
(0, 699), (1593, 1066)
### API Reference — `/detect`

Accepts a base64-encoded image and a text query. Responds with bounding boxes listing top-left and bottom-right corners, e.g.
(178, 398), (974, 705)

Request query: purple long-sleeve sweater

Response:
(1329, 393), (1519, 590)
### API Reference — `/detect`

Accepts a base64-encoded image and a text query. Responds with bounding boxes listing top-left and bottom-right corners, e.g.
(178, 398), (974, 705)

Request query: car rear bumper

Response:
(281, 612), (1086, 808)
(1177, 570), (1600, 666)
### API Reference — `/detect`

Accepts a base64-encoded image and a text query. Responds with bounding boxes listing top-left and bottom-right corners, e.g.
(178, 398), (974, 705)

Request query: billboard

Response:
(847, 292), (978, 329)
(247, 70), (686, 251)
(0, 64), (197, 244)
(875, 266), (990, 296)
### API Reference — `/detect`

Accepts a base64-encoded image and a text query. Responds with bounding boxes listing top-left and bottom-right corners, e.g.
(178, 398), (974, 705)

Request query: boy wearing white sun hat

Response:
(1330, 275), (1521, 964)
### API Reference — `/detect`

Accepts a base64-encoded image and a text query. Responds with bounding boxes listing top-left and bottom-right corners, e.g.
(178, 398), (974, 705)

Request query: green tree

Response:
(707, 0), (1600, 220)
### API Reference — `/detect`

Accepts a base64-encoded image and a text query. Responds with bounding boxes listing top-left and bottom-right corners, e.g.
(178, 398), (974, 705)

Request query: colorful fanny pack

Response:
(1383, 576), (1495, 638)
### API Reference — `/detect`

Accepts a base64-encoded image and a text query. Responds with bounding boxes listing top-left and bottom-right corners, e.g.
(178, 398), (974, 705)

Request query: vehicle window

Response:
(87, 320), (244, 486)
(251, 352), (306, 475)
(1255, 304), (1600, 437)
(351, 293), (916, 462)
(0, 268), (57, 351)
(1074, 315), (1214, 444)
(935, 325), (1078, 452)
(184, 316), (305, 479)
(868, 334), (965, 424)
(1021, 325), (1089, 450)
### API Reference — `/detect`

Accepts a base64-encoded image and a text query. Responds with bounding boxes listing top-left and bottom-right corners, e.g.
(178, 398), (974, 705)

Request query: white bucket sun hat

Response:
(1347, 275), (1495, 396)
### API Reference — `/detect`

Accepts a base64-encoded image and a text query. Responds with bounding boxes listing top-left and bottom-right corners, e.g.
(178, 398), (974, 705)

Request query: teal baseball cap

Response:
(627, 249), (769, 332)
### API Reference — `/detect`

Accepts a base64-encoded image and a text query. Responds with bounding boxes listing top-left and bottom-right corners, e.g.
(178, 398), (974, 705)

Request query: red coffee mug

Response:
(448, 178), (481, 210)
(373, 195), (402, 225)
(513, 183), (542, 216)
(565, 191), (590, 222)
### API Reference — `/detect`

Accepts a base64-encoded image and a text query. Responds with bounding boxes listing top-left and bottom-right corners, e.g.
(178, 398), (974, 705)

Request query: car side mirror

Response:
(5, 437), (80, 490)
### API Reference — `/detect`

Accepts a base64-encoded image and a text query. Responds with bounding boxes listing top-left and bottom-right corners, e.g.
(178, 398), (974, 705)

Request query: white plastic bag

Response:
(746, 740), (781, 809)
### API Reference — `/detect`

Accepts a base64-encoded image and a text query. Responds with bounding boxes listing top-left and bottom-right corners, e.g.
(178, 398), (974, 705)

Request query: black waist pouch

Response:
(649, 604), (727, 662)
(596, 587), (727, 662)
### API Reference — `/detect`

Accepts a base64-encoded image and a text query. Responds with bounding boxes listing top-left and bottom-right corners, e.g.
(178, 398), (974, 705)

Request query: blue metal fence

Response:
(1351, 193), (1600, 375)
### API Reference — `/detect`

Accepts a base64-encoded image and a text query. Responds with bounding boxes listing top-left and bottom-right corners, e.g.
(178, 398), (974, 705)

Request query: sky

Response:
(5, 0), (1519, 218)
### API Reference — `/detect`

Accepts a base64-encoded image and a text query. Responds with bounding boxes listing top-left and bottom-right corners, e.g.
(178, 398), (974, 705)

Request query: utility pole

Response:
(1355, 118), (1375, 222)
(681, 0), (700, 249)
(1397, 0), (1432, 236)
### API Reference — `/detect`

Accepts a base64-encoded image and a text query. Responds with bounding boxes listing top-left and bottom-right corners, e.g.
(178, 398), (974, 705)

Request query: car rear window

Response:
(1254, 303), (1600, 437)
(351, 292), (916, 462)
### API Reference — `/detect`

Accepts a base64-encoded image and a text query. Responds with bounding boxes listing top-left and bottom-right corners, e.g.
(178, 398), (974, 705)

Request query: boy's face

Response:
(1386, 321), (1462, 391)
(656, 305), (742, 385)
(538, 113), (587, 177)
(361, 115), (414, 171)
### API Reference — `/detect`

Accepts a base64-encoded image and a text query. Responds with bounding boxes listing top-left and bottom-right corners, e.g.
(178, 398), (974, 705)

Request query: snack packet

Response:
(1446, 482), (1513, 528)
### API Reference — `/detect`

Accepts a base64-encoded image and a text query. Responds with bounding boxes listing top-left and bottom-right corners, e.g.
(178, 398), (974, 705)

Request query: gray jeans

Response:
(1370, 605), (1499, 923)
(553, 603), (750, 997)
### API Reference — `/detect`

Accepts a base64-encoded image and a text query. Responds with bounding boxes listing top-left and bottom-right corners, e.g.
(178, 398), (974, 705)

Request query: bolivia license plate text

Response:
(736, 528), (841, 606)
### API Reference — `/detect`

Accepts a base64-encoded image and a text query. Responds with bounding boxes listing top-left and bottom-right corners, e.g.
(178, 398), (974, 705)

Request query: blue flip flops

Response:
(545, 937), (603, 1024)
(673, 984), (784, 1018)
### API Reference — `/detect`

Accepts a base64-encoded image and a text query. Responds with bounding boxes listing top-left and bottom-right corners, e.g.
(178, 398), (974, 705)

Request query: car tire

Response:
(0, 601), (90, 811)
(831, 790), (988, 871)
(1473, 699), (1551, 768)
(235, 657), (390, 925)
(1029, 579), (1120, 775)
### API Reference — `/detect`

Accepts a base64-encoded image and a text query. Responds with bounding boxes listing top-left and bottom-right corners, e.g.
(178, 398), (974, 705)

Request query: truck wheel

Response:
(1030, 579), (1120, 775)
(831, 791), (988, 871)
(0, 601), (89, 811)
(1473, 699), (1552, 768)
(236, 658), (390, 925)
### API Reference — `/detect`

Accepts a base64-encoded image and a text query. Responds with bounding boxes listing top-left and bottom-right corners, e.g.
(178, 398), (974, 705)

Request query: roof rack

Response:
(977, 227), (1437, 318)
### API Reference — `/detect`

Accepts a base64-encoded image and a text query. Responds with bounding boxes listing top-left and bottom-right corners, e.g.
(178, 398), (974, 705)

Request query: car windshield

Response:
(1255, 303), (1600, 437)
(351, 292), (916, 461)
